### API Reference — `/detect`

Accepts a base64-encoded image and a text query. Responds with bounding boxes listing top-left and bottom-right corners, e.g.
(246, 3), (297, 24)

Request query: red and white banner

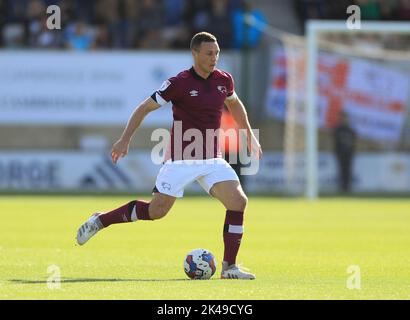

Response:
(266, 47), (410, 142)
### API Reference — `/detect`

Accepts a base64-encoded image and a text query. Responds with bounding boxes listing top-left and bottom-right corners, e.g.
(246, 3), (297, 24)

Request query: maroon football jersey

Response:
(155, 67), (235, 161)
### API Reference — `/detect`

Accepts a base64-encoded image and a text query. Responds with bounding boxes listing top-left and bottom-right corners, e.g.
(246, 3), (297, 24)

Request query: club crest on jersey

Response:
(217, 86), (227, 93)
(189, 90), (199, 97)
(161, 182), (171, 190)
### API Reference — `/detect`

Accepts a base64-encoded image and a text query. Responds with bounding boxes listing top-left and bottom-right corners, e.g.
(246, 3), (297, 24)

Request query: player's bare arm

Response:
(111, 97), (161, 164)
(225, 95), (263, 160)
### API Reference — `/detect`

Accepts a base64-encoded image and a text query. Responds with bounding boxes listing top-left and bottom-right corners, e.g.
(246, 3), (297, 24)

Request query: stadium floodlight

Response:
(305, 20), (410, 200)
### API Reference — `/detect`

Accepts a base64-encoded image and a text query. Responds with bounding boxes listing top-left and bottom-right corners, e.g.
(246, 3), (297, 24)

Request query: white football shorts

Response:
(154, 158), (239, 198)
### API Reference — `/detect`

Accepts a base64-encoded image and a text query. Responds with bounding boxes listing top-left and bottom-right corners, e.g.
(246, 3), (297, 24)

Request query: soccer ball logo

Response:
(184, 248), (216, 280)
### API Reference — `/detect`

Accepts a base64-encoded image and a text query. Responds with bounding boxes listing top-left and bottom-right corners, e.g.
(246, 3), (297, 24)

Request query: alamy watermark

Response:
(46, 5), (61, 30)
(47, 264), (61, 290)
(346, 265), (361, 290)
(151, 121), (260, 176)
(346, 5), (361, 30)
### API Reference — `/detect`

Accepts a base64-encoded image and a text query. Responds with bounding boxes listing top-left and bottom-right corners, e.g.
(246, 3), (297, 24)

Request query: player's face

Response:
(193, 41), (220, 75)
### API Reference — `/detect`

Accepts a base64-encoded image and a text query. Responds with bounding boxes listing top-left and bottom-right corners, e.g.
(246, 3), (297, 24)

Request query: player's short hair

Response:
(190, 32), (217, 51)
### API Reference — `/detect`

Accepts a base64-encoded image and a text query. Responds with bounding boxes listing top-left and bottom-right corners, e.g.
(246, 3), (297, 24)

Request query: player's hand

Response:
(247, 133), (263, 160)
(111, 138), (130, 164)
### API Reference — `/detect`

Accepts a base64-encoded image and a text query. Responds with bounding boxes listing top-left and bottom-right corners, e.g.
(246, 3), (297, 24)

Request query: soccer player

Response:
(76, 32), (262, 279)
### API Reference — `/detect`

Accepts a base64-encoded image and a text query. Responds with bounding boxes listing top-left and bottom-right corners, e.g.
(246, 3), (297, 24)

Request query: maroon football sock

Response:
(223, 210), (244, 266)
(98, 200), (151, 227)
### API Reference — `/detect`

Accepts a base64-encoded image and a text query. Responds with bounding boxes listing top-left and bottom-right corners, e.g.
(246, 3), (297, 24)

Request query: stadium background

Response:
(1, 0), (410, 300)
(1, 0), (410, 195)
(0, 0), (410, 194)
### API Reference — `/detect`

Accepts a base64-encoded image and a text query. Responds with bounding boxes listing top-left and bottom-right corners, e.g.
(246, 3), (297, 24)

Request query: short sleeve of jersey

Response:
(156, 77), (179, 105)
(226, 72), (235, 100)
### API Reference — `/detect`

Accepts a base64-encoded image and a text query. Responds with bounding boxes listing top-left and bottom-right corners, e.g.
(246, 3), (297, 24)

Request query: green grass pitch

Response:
(1, 195), (410, 299)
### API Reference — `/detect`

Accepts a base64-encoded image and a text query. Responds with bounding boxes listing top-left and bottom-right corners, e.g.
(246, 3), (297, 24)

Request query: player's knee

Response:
(230, 194), (248, 212)
(149, 202), (171, 220)
(239, 194), (248, 211)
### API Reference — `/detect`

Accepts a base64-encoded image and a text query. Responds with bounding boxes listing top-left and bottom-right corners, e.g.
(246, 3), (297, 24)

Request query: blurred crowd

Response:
(0, 0), (266, 50)
(2, 0), (409, 51)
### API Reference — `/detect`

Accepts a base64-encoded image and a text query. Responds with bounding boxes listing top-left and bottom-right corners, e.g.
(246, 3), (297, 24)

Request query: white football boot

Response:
(221, 262), (256, 280)
(76, 213), (103, 245)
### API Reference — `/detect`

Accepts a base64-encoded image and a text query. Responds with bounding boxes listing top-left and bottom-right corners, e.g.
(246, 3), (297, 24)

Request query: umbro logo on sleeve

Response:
(217, 86), (227, 93)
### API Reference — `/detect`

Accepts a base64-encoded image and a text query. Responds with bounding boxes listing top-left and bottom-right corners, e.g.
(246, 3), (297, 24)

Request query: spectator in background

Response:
(294, 0), (326, 32)
(94, 0), (119, 46)
(0, 0), (5, 46)
(333, 112), (356, 193)
(26, 0), (44, 45)
(396, 0), (410, 20)
(94, 0), (139, 49)
(59, 0), (78, 27)
(184, 0), (211, 35)
(379, 0), (398, 20)
(73, 0), (95, 23)
(232, 0), (266, 49)
(325, 0), (354, 19)
(136, 0), (165, 48)
(26, 0), (45, 21)
(5, 0), (29, 23)
(94, 24), (112, 49)
(163, 0), (185, 26)
(207, 0), (233, 49)
(354, 0), (381, 20)
(161, 0), (190, 49)
(2, 23), (25, 48)
(118, 0), (139, 48)
(28, 16), (62, 48)
(121, 0), (139, 48)
(65, 21), (95, 50)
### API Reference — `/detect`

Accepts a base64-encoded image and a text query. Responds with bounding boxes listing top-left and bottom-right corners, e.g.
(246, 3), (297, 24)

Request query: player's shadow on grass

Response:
(10, 278), (189, 284)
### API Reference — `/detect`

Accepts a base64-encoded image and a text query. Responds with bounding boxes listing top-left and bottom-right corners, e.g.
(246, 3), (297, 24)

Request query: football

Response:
(183, 248), (216, 280)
